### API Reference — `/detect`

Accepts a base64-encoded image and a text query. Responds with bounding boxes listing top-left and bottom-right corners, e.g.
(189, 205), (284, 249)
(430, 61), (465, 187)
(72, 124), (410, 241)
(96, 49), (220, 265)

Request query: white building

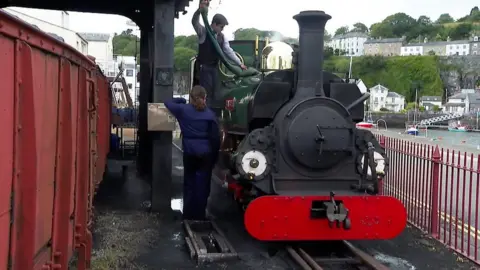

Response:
(369, 84), (405, 112)
(329, 32), (368, 56)
(445, 89), (480, 113)
(79, 32), (114, 73)
(400, 44), (423, 56)
(419, 96), (442, 111)
(446, 40), (470, 56)
(3, 7), (88, 54)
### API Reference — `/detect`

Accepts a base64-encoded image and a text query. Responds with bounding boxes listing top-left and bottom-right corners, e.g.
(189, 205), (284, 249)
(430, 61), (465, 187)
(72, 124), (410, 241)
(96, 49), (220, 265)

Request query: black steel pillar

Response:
(137, 27), (153, 178)
(151, 0), (175, 212)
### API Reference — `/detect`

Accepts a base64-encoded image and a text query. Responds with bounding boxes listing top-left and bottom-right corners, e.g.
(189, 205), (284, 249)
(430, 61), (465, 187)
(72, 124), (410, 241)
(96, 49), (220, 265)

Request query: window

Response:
(463, 45), (466, 48)
(126, 69), (134, 77)
(474, 44), (478, 48)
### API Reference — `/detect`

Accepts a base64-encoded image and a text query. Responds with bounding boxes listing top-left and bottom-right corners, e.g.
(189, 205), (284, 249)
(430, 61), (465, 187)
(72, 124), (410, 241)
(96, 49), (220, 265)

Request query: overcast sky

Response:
(60, 0), (478, 38)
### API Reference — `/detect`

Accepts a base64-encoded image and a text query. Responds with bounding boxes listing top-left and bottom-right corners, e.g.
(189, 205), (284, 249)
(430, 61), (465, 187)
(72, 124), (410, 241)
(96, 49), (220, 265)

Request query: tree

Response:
(173, 47), (196, 72)
(174, 35), (197, 51)
(417, 15), (432, 25)
(334, 26), (349, 36)
(112, 30), (140, 62)
(435, 13), (454, 24)
(324, 30), (332, 43)
(370, 22), (394, 38)
(448, 23), (473, 40)
(432, 105), (442, 112)
(352, 22), (368, 33)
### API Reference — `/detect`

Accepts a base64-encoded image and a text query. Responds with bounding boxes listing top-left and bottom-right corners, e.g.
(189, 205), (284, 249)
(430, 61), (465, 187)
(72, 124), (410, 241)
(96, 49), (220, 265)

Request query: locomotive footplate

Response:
(183, 219), (238, 265)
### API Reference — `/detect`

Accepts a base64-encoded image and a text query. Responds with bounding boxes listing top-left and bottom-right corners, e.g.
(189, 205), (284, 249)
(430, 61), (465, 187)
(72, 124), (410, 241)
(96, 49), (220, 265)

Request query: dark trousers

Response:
(198, 64), (218, 107)
(183, 153), (213, 220)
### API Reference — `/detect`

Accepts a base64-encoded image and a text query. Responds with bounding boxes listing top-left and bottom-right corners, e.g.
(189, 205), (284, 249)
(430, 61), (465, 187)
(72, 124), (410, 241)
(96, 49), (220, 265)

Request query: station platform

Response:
(89, 142), (479, 269)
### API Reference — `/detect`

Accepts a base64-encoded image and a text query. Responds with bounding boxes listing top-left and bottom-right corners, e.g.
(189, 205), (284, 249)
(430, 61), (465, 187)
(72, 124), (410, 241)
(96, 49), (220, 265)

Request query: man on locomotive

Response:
(164, 86), (221, 220)
(192, 0), (247, 106)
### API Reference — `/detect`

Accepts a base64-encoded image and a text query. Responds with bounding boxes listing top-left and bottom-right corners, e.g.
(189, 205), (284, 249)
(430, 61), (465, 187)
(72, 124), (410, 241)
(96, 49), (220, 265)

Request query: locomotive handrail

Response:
(346, 92), (370, 111)
(199, 7), (260, 77)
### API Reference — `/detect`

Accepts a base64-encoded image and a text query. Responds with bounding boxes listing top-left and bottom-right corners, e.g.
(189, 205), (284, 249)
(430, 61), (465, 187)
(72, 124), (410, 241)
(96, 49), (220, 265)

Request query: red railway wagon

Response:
(0, 11), (111, 270)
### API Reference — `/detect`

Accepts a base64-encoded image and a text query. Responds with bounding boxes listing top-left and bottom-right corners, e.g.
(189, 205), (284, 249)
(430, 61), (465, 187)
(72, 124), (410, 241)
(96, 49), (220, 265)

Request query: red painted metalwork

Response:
(375, 134), (480, 265)
(244, 195), (407, 241)
(0, 10), (110, 270)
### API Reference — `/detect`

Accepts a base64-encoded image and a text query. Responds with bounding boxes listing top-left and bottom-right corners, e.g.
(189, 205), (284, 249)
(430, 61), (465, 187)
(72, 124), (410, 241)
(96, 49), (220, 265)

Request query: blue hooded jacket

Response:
(165, 97), (220, 159)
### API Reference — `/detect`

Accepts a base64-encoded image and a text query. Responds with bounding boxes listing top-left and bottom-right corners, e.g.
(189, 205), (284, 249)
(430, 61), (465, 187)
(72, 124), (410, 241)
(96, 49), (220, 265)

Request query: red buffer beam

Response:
(244, 195), (407, 241)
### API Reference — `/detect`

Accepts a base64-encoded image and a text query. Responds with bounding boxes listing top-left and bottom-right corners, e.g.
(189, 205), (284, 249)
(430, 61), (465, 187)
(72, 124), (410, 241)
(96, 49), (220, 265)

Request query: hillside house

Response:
(419, 96), (442, 111)
(328, 32), (369, 56)
(364, 37), (406, 56)
(445, 90), (480, 113)
(369, 84), (405, 112)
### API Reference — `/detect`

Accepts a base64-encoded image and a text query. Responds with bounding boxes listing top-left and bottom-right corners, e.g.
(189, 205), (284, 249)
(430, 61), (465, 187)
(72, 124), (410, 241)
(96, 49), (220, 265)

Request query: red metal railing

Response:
(376, 135), (480, 265)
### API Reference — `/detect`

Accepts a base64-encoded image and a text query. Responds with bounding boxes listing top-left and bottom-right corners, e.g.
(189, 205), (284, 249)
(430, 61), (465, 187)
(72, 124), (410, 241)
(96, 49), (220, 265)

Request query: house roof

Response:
(406, 40), (470, 46)
(79, 32), (110, 42)
(445, 102), (465, 107)
(420, 96), (441, 101)
(449, 93), (466, 99)
(370, 84), (389, 91)
(364, 37), (405, 44)
(332, 32), (368, 40)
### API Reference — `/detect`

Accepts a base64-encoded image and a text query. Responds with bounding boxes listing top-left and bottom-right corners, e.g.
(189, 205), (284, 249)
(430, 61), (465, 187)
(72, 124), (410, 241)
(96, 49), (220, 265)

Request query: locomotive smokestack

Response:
(293, 11), (331, 98)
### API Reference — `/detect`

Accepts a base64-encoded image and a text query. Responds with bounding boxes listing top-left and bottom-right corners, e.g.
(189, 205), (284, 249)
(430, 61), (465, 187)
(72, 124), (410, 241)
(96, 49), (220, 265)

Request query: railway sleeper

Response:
(183, 219), (239, 265)
(287, 241), (390, 270)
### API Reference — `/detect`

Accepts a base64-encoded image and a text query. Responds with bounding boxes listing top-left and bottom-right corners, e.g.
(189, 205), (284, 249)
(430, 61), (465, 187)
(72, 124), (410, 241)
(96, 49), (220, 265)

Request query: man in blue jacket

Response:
(165, 86), (220, 220)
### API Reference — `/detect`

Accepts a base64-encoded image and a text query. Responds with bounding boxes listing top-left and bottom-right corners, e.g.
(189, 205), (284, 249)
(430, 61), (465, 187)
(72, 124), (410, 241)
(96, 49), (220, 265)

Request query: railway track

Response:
(286, 241), (389, 270)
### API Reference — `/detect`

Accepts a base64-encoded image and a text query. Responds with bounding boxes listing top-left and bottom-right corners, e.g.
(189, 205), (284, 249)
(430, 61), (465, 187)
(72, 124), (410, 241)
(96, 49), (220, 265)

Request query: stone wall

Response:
(370, 112), (456, 128)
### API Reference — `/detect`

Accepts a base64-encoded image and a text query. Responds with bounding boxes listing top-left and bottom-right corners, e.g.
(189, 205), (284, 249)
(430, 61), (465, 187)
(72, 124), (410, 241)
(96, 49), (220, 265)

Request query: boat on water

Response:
(356, 121), (374, 128)
(406, 126), (419, 136)
(448, 120), (472, 132)
(405, 121), (420, 136)
(356, 112), (376, 128)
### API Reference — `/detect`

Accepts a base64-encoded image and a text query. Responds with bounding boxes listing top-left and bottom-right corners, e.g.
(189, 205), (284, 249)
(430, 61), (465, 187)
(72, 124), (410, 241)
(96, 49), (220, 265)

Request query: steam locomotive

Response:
(191, 9), (407, 242)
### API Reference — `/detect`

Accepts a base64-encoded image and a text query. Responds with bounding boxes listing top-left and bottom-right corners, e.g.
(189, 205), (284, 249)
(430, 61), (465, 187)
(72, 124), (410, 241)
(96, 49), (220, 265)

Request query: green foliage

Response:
(332, 7), (479, 41)
(112, 30), (139, 63)
(324, 55), (444, 101)
(174, 47), (197, 72)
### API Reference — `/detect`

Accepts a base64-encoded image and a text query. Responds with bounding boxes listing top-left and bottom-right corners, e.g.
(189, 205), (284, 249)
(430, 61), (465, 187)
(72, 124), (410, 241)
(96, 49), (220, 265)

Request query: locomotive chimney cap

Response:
(293, 10), (332, 23)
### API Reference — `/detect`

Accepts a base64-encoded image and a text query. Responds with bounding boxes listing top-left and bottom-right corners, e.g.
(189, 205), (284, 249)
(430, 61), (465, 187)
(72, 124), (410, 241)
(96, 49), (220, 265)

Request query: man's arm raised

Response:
(192, 0), (208, 42)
